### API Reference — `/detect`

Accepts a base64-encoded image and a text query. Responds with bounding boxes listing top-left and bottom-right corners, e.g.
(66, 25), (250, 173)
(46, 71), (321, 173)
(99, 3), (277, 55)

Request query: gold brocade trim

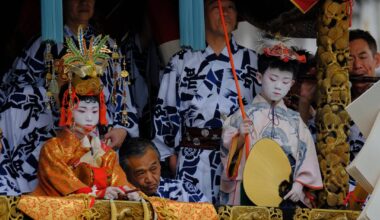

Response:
(148, 197), (177, 220)
(17, 194), (94, 220)
(0, 196), (363, 219)
(147, 196), (218, 220)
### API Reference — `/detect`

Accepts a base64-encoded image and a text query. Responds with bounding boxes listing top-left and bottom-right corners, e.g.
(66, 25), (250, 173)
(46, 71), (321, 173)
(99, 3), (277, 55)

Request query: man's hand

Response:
(104, 128), (127, 149)
(104, 186), (125, 200)
(283, 181), (304, 202)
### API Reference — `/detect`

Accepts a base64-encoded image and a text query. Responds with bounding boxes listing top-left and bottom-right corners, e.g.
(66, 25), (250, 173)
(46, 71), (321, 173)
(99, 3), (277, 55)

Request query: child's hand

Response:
(104, 186), (125, 200)
(239, 118), (253, 137)
(283, 181), (304, 202)
(122, 185), (141, 201)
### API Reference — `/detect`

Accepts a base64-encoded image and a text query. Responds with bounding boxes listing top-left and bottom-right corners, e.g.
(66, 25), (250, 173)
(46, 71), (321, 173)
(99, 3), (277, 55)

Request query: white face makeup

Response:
(259, 68), (295, 102)
(73, 100), (99, 128)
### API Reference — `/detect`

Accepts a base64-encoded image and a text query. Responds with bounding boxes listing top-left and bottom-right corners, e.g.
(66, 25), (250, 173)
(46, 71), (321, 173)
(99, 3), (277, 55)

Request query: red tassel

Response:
(349, 0), (353, 27)
(71, 88), (79, 110)
(99, 91), (108, 125)
(59, 106), (66, 127)
(59, 90), (69, 127)
(66, 108), (73, 126)
(66, 89), (79, 127)
(59, 88), (80, 127)
(75, 186), (92, 194)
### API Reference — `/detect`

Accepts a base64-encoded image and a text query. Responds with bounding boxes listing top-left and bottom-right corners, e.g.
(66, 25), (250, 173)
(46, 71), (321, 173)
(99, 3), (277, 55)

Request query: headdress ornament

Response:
(257, 33), (306, 63)
(57, 26), (111, 127)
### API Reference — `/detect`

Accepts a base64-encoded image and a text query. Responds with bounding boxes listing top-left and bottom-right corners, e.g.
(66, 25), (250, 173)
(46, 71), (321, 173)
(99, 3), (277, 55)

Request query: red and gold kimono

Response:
(32, 129), (132, 198)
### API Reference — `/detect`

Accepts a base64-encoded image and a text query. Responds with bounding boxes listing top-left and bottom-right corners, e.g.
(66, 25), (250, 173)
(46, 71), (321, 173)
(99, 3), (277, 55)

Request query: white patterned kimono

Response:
(153, 36), (259, 204)
(0, 26), (139, 195)
(221, 94), (323, 206)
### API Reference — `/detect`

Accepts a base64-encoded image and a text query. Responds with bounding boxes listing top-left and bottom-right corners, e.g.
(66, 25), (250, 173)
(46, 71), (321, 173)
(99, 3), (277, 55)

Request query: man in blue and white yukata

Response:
(152, 0), (260, 205)
(0, 0), (138, 195)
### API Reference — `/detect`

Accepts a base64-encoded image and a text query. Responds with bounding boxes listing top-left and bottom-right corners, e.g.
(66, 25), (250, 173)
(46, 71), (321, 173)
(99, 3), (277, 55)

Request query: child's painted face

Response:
(259, 68), (295, 102)
(73, 100), (99, 129)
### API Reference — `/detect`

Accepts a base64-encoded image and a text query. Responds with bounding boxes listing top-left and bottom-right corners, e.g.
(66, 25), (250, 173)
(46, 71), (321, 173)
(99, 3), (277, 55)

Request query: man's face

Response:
(349, 39), (380, 94)
(64, 0), (95, 25)
(73, 100), (99, 129)
(126, 148), (161, 196)
(258, 68), (295, 102)
(205, 0), (237, 37)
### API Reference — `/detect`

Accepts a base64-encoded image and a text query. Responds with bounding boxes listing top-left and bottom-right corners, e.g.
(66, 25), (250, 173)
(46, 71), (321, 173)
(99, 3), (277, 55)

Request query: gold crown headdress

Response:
(58, 26), (111, 127)
(63, 26), (111, 79)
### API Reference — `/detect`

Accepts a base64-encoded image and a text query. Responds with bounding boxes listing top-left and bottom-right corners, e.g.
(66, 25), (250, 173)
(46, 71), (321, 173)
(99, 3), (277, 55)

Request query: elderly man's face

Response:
(126, 148), (161, 196)
(349, 39), (380, 95)
(205, 0), (237, 37)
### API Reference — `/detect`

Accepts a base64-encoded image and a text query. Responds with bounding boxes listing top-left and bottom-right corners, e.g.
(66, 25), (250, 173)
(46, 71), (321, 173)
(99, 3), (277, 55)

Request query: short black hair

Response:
(119, 137), (160, 172)
(292, 47), (315, 79)
(258, 53), (300, 80)
(349, 29), (378, 55)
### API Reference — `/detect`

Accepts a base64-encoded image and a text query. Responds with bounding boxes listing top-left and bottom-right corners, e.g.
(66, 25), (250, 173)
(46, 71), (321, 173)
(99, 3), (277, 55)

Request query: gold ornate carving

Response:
(78, 207), (101, 219)
(316, 0), (351, 208)
(0, 196), (23, 220)
(295, 208), (360, 220)
(295, 208), (312, 219)
(218, 206), (282, 220)
(218, 206), (232, 220)
(269, 207), (283, 219)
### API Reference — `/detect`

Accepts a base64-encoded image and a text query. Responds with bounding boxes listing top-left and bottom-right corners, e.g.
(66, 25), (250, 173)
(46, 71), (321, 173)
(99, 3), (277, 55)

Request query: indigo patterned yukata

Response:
(221, 94), (323, 206)
(0, 26), (139, 195)
(157, 177), (208, 202)
(153, 36), (259, 204)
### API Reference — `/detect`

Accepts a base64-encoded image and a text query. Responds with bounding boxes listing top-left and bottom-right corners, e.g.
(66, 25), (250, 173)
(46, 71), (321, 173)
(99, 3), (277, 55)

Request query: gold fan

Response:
(243, 138), (291, 207)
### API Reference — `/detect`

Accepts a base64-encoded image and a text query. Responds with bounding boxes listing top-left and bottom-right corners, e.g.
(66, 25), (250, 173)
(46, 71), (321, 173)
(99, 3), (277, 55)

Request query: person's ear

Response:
(257, 72), (263, 84)
(374, 52), (380, 68)
(290, 80), (295, 87)
(157, 160), (162, 170)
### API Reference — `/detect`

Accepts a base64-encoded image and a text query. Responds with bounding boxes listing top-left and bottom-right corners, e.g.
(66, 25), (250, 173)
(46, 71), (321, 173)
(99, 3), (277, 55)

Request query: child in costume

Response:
(31, 30), (139, 201)
(220, 43), (323, 206)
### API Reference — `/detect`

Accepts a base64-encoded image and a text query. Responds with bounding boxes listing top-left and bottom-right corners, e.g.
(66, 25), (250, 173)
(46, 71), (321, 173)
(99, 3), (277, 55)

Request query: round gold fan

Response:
(243, 138), (291, 207)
